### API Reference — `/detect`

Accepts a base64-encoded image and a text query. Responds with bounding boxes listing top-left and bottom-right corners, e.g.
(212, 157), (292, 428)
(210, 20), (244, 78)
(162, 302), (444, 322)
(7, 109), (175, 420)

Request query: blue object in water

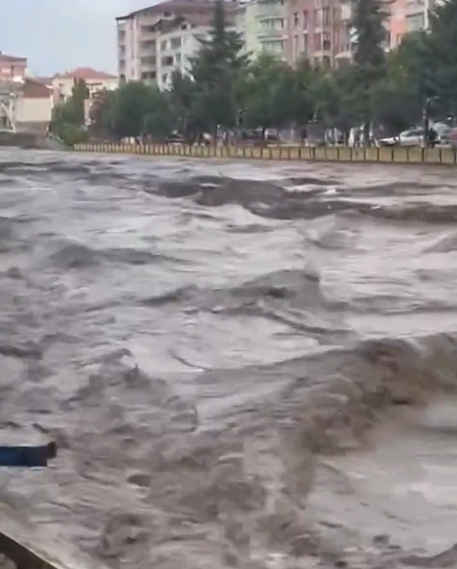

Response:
(0, 442), (57, 467)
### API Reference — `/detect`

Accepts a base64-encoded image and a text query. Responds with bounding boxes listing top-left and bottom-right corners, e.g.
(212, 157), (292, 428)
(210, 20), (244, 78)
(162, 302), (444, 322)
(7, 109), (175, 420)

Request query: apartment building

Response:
(53, 67), (118, 104)
(235, 0), (288, 59)
(390, 0), (445, 47)
(0, 52), (27, 82)
(256, 0), (288, 58)
(284, 0), (352, 67)
(0, 53), (53, 133)
(234, 1), (261, 58)
(155, 14), (217, 89)
(116, 0), (220, 83)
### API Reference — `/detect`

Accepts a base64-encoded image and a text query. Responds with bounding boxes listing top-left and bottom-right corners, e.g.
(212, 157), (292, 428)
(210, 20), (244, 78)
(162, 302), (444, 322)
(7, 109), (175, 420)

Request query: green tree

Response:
(188, 0), (247, 133)
(368, 34), (429, 134)
(310, 66), (361, 137)
(290, 58), (320, 126)
(110, 81), (172, 139)
(49, 79), (89, 145)
(425, 0), (457, 116)
(241, 55), (298, 132)
(350, 0), (389, 142)
(88, 90), (116, 139)
(142, 88), (174, 140)
(168, 70), (200, 141)
(70, 79), (90, 124)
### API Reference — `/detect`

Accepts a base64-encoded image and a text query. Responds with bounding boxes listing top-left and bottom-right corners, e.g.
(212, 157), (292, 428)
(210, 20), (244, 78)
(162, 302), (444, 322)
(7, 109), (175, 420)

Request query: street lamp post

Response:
(422, 96), (439, 148)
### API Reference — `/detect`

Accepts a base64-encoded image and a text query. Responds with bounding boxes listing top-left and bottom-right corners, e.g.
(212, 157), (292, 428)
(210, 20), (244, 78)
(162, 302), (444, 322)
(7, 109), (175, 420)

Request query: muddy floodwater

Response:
(1, 149), (457, 569)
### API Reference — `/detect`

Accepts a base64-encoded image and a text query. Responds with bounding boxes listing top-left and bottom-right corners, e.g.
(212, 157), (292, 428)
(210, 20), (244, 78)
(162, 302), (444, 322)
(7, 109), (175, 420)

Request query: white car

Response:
(379, 128), (424, 147)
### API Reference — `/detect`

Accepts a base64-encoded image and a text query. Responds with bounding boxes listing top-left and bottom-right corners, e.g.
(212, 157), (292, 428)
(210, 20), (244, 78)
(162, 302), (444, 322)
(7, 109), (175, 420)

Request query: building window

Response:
(141, 71), (156, 80)
(303, 10), (308, 29)
(322, 7), (330, 27)
(406, 12), (425, 31)
(162, 55), (174, 66)
(171, 37), (181, 49)
(293, 12), (299, 26)
(142, 25), (157, 33)
(140, 56), (156, 65)
(140, 40), (156, 50)
(162, 74), (168, 84)
(161, 40), (168, 50)
(322, 31), (331, 50)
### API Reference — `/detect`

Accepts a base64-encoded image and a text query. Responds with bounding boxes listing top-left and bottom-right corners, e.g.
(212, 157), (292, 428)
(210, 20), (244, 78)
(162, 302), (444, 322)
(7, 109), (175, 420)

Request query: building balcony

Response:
(139, 48), (157, 58)
(256, 3), (284, 19)
(405, 0), (426, 14)
(340, 0), (352, 20)
(313, 48), (333, 58)
(257, 29), (287, 41)
(335, 48), (352, 60)
(139, 29), (158, 41)
(140, 56), (157, 70)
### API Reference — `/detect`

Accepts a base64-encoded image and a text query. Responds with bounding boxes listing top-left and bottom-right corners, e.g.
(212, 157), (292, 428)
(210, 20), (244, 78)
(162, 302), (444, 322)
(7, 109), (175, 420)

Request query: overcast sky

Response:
(0, 0), (155, 75)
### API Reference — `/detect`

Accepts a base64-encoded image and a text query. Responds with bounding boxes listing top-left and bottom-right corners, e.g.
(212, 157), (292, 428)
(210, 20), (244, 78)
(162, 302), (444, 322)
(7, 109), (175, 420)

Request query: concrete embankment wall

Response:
(74, 142), (457, 165)
(0, 131), (47, 149)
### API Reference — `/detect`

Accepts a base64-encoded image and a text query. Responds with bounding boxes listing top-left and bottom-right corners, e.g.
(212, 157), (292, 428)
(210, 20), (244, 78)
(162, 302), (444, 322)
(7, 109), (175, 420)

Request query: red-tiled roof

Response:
(22, 78), (51, 98)
(54, 67), (117, 80)
(34, 76), (53, 85)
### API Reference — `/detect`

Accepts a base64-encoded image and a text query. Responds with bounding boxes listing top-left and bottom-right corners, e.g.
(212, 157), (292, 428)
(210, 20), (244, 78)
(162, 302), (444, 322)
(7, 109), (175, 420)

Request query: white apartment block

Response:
(116, 0), (235, 86)
(156, 23), (212, 89)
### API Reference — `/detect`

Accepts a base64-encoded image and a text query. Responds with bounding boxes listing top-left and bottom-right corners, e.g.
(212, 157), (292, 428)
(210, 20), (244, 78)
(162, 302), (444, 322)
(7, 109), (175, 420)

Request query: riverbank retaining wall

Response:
(0, 131), (47, 148)
(74, 143), (457, 165)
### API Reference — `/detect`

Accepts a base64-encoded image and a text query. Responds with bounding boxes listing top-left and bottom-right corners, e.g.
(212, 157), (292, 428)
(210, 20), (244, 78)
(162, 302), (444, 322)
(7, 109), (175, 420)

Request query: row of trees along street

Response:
(50, 0), (457, 146)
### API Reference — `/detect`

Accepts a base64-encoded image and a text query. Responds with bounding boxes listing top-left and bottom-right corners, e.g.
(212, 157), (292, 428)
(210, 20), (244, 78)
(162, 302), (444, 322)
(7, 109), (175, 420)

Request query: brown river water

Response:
(1, 149), (457, 569)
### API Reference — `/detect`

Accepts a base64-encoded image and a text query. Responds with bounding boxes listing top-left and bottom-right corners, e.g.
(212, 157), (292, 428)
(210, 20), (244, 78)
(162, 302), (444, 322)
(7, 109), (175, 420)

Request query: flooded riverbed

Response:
(0, 149), (457, 569)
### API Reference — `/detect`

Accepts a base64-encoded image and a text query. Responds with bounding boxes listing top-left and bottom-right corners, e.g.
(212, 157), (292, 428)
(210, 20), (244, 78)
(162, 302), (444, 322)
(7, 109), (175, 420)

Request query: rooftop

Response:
(33, 76), (54, 85)
(54, 67), (117, 80)
(116, 0), (233, 20)
(150, 12), (215, 32)
(0, 52), (27, 64)
(22, 78), (52, 98)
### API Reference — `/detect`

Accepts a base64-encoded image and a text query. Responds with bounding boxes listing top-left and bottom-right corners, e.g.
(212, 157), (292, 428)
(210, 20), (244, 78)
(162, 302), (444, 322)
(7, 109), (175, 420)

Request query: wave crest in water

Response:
(1, 152), (457, 568)
(83, 333), (457, 569)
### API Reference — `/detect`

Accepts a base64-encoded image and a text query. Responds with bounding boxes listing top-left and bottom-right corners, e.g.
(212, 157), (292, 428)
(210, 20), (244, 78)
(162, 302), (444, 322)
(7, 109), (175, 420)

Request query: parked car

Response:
(441, 126), (457, 146)
(165, 132), (184, 144)
(379, 128), (424, 147)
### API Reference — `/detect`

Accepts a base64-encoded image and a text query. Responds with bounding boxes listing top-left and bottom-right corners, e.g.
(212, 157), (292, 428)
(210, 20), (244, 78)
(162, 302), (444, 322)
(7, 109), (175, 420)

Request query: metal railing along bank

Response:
(74, 143), (457, 165)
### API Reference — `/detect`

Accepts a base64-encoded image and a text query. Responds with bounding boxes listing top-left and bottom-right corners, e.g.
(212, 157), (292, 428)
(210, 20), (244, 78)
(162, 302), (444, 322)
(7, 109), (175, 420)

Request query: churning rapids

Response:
(2, 149), (457, 569)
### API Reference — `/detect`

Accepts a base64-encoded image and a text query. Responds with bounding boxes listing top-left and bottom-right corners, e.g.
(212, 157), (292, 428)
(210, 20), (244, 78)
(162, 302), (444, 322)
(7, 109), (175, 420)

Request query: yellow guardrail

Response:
(73, 143), (457, 165)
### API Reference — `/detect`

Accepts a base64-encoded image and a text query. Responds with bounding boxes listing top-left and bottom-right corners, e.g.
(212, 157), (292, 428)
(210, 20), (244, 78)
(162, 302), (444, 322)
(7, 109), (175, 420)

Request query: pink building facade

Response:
(283, 0), (411, 68)
(0, 53), (27, 82)
(284, 0), (352, 67)
(389, 0), (407, 48)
